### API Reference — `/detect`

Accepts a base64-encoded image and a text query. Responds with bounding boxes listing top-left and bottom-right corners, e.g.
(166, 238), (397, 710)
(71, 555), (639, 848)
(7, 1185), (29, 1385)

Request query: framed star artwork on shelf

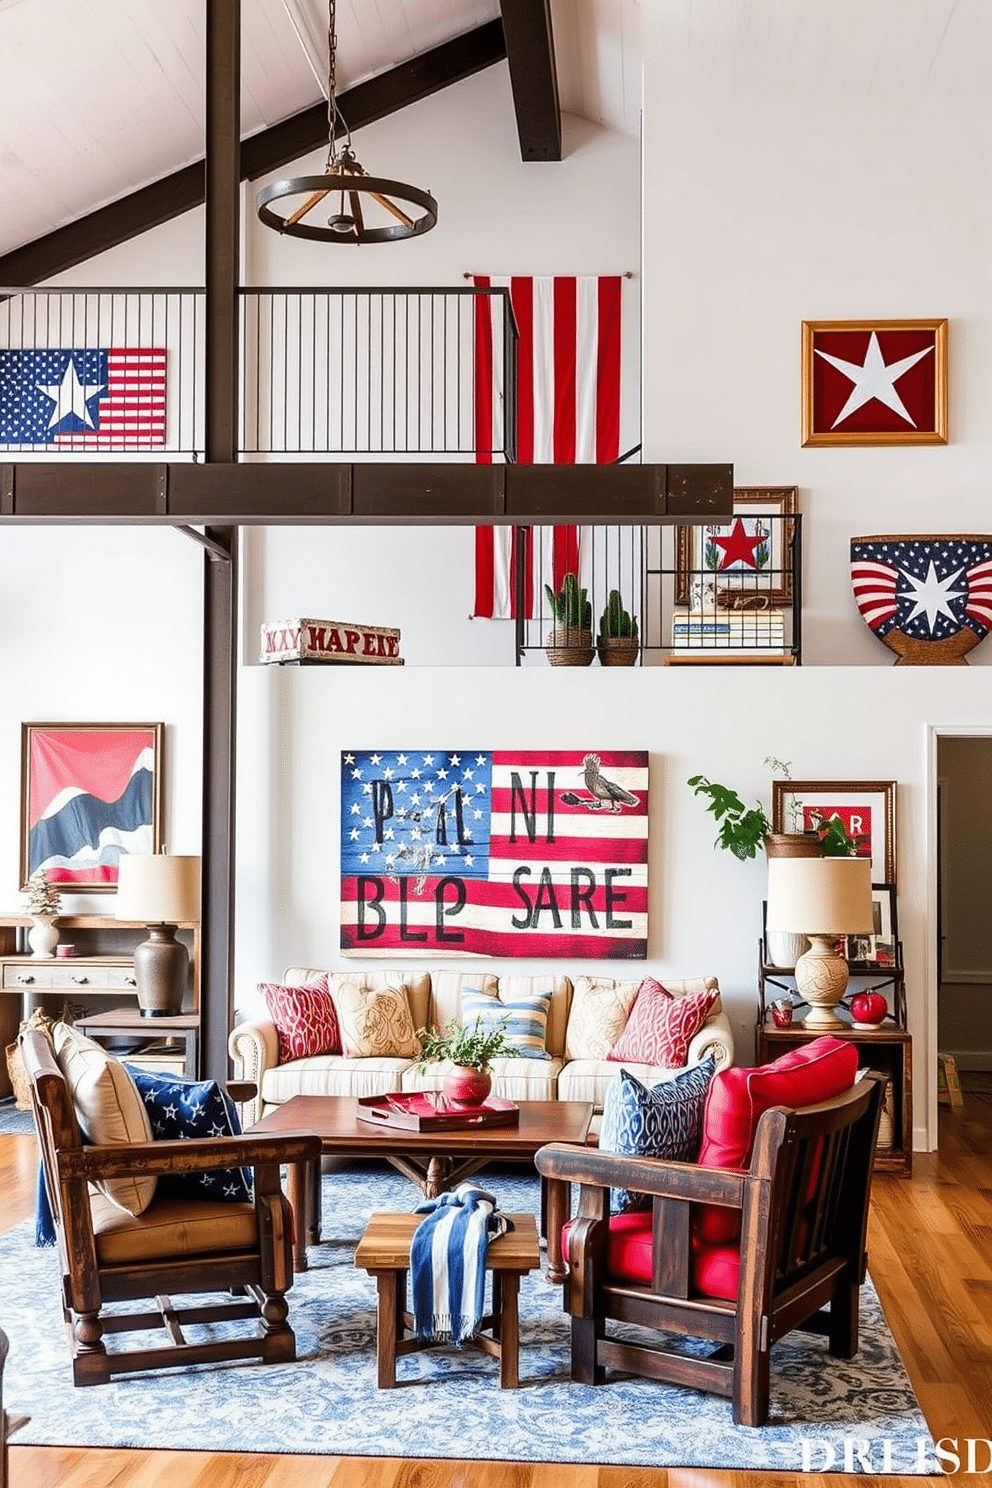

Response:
(675, 486), (797, 607)
(801, 318), (947, 446)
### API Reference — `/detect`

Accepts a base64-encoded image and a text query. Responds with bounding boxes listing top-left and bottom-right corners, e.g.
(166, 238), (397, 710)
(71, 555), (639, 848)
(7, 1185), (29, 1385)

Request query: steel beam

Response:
(0, 462), (733, 525)
(499, 0), (562, 161)
(201, 0), (240, 1084)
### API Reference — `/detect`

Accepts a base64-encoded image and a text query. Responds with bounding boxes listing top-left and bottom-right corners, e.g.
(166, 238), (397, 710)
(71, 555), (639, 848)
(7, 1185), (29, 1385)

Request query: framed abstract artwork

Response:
(674, 486), (797, 607)
(339, 747), (648, 958)
(770, 779), (896, 885)
(801, 319), (947, 446)
(20, 723), (164, 891)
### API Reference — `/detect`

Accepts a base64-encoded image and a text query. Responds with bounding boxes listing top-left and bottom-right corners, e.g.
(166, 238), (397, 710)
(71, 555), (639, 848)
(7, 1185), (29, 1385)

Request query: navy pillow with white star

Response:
(124, 1065), (253, 1204)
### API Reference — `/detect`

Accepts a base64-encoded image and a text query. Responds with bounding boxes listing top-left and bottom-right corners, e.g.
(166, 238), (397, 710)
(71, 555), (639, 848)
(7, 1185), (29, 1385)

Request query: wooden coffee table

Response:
(249, 1094), (594, 1282)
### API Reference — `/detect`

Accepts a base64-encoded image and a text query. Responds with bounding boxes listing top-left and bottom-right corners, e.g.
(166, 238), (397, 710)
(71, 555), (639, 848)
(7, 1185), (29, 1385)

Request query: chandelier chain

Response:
(326, 0), (339, 164)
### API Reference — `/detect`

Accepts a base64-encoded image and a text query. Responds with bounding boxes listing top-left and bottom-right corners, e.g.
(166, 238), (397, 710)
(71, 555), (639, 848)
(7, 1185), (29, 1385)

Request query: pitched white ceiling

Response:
(0, 0), (642, 263)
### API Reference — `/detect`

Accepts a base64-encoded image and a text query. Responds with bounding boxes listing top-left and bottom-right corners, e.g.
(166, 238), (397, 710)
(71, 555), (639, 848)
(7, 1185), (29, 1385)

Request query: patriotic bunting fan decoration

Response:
(850, 535), (992, 665)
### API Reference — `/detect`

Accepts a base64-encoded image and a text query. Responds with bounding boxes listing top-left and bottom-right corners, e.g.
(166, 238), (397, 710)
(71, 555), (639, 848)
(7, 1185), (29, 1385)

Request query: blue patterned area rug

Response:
(1, 1162), (936, 1475)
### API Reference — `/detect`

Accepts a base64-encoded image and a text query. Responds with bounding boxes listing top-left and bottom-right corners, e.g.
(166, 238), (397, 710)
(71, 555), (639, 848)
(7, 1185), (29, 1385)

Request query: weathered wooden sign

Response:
(260, 618), (403, 666)
(340, 748), (648, 958)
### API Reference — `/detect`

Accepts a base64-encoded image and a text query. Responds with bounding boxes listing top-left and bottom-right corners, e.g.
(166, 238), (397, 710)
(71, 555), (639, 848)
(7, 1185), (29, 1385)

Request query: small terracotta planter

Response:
(763, 833), (824, 860)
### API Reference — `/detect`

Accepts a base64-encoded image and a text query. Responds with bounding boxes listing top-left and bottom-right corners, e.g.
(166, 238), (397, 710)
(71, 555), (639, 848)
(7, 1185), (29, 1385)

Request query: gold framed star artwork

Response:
(801, 318), (947, 446)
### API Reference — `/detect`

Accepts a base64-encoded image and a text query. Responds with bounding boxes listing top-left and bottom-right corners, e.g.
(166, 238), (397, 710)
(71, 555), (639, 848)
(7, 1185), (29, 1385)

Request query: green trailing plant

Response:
(687, 757), (856, 862)
(544, 571), (592, 631)
(21, 869), (62, 918)
(415, 1017), (515, 1071)
(687, 776), (771, 861)
(597, 589), (638, 642)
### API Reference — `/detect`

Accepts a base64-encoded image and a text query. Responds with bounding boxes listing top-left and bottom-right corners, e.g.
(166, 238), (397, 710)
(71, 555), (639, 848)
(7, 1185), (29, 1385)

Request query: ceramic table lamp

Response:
(766, 856), (872, 1028)
(115, 853), (201, 1017)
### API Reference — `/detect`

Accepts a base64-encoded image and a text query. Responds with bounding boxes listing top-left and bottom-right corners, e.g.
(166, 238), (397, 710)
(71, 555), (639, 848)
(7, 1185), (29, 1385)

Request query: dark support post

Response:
(202, 0), (241, 1082)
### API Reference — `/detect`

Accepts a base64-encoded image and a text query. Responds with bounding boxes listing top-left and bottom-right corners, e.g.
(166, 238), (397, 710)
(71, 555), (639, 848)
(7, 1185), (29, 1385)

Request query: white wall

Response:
(641, 2), (992, 666)
(0, 526), (205, 915)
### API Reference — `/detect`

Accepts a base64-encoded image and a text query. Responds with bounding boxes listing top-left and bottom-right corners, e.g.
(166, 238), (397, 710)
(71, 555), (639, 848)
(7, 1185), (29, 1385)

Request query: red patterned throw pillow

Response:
(260, 975), (340, 1061)
(607, 979), (717, 1069)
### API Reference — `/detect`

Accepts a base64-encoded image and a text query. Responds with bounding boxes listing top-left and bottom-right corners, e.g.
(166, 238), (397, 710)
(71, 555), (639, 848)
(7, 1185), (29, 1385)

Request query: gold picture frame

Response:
(674, 486), (797, 608)
(802, 318), (947, 447)
(771, 778), (896, 885)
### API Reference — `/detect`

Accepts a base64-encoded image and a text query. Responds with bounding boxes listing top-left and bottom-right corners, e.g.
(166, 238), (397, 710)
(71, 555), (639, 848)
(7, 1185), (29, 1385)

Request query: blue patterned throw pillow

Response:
(599, 1055), (716, 1213)
(460, 987), (553, 1060)
(123, 1065), (253, 1203)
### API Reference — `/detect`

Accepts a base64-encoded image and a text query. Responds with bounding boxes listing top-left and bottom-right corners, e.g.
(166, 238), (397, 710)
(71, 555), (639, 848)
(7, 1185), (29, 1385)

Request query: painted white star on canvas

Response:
(815, 331), (933, 429)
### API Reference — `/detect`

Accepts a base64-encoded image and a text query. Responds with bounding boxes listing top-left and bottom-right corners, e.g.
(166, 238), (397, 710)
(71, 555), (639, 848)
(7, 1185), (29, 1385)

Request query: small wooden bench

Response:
(355, 1211), (540, 1388)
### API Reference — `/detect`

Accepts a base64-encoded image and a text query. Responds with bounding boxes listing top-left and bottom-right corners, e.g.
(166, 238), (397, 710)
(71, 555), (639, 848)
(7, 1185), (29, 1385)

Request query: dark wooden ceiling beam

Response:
(499, 0), (562, 161)
(0, 20), (506, 288)
(0, 461), (733, 524)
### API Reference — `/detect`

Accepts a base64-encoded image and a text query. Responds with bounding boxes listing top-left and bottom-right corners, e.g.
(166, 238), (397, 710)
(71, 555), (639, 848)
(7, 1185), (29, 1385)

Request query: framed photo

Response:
(846, 884), (898, 967)
(770, 779), (897, 884)
(20, 722), (164, 891)
(675, 486), (797, 606)
(801, 318), (947, 447)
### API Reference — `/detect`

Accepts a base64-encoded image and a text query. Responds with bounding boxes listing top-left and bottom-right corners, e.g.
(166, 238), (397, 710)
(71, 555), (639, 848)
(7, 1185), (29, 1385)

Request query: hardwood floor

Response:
(3, 1092), (990, 1488)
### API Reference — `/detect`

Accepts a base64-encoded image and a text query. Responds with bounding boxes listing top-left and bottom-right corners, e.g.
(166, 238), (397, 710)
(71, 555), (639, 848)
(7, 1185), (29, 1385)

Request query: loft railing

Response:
(240, 287), (517, 459)
(0, 285), (518, 462)
(0, 288), (203, 456)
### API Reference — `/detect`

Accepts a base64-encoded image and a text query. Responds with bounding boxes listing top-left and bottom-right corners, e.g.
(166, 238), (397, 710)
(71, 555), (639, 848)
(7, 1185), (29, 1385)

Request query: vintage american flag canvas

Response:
(0, 347), (166, 447)
(340, 749), (648, 958)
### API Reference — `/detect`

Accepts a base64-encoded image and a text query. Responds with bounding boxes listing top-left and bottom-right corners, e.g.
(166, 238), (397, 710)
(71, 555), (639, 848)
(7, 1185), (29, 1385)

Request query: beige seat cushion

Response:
(53, 1021), (155, 1217)
(90, 1190), (258, 1265)
(262, 1054), (417, 1104)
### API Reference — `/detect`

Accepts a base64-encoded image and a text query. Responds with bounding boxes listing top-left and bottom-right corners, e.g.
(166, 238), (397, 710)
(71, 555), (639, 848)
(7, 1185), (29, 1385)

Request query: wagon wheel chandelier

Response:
(256, 0), (437, 244)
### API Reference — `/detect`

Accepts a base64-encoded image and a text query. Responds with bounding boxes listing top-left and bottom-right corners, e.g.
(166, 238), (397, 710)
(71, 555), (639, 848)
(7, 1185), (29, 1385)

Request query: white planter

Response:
(766, 930), (809, 969)
(28, 917), (60, 959)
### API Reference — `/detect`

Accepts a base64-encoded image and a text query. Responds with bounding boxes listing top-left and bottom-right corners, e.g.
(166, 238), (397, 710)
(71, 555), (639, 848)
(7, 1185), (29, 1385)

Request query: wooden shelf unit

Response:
(0, 914), (200, 1098)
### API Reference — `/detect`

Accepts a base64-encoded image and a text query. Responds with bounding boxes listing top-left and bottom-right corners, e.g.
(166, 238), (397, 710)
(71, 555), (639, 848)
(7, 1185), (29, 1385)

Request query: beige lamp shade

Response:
(766, 856), (872, 936)
(114, 854), (201, 924)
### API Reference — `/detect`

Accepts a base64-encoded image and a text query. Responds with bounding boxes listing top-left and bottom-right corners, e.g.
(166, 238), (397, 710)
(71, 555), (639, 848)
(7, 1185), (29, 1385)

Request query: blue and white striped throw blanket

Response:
(410, 1183), (513, 1346)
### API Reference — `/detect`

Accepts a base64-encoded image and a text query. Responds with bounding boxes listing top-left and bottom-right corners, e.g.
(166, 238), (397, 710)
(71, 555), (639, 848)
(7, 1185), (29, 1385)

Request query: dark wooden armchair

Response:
(21, 1028), (322, 1387)
(535, 1072), (883, 1426)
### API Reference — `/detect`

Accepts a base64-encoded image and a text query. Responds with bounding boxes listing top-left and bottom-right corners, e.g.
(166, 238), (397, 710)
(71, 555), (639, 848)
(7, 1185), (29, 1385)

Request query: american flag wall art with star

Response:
(851, 535), (992, 665)
(0, 347), (166, 448)
(339, 749), (648, 958)
(802, 319), (947, 446)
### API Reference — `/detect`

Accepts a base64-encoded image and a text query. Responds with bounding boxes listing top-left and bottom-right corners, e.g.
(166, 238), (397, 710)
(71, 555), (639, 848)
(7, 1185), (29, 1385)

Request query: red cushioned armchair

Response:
(535, 1072), (883, 1427)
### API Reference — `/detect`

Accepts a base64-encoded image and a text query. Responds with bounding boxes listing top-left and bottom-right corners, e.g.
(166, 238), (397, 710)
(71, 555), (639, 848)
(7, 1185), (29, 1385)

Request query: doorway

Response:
(935, 734), (992, 1080)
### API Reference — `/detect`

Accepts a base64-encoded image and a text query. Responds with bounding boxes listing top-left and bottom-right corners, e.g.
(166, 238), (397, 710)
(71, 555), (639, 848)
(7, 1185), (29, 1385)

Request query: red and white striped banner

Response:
(472, 275), (623, 619)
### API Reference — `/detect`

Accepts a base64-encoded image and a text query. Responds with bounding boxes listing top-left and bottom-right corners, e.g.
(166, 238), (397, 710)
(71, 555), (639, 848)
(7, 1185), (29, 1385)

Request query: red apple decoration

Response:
(850, 991), (887, 1027)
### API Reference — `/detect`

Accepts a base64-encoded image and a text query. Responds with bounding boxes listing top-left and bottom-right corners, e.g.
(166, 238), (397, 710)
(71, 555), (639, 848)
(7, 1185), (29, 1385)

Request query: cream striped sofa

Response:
(229, 968), (735, 1128)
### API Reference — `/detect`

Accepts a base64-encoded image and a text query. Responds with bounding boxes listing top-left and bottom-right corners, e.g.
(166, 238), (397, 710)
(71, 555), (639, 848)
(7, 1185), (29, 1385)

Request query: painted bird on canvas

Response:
(580, 753), (639, 812)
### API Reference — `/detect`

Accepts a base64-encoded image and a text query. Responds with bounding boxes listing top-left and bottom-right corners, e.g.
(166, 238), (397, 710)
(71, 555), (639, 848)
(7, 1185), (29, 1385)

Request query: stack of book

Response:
(672, 607), (786, 655)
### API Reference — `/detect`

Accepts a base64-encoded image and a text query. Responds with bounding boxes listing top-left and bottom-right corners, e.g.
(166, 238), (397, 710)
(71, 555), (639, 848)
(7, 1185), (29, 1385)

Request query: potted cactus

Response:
(544, 572), (594, 666)
(596, 589), (639, 666)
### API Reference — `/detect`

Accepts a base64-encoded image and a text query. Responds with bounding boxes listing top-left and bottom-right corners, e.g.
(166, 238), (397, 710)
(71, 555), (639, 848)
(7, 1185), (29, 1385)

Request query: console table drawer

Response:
(1, 962), (137, 992)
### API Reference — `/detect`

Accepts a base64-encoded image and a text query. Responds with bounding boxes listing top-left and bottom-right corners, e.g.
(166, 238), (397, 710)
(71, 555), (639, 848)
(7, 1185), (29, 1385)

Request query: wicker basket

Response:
(4, 1006), (67, 1112)
(545, 627), (594, 667)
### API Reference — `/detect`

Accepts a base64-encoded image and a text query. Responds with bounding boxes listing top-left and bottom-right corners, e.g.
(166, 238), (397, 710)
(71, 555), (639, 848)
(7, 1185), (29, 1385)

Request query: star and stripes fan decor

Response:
(802, 319), (947, 446)
(851, 535), (992, 664)
(340, 749), (648, 958)
(0, 347), (166, 448)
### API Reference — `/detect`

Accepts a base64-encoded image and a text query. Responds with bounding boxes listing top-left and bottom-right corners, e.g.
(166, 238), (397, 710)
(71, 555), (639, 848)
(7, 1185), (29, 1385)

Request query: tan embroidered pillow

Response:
(565, 976), (641, 1061)
(332, 979), (421, 1059)
(52, 1021), (156, 1216)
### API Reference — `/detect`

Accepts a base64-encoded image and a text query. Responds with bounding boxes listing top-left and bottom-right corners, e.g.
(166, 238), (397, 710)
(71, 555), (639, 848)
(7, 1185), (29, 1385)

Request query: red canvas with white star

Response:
(803, 320), (946, 445)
